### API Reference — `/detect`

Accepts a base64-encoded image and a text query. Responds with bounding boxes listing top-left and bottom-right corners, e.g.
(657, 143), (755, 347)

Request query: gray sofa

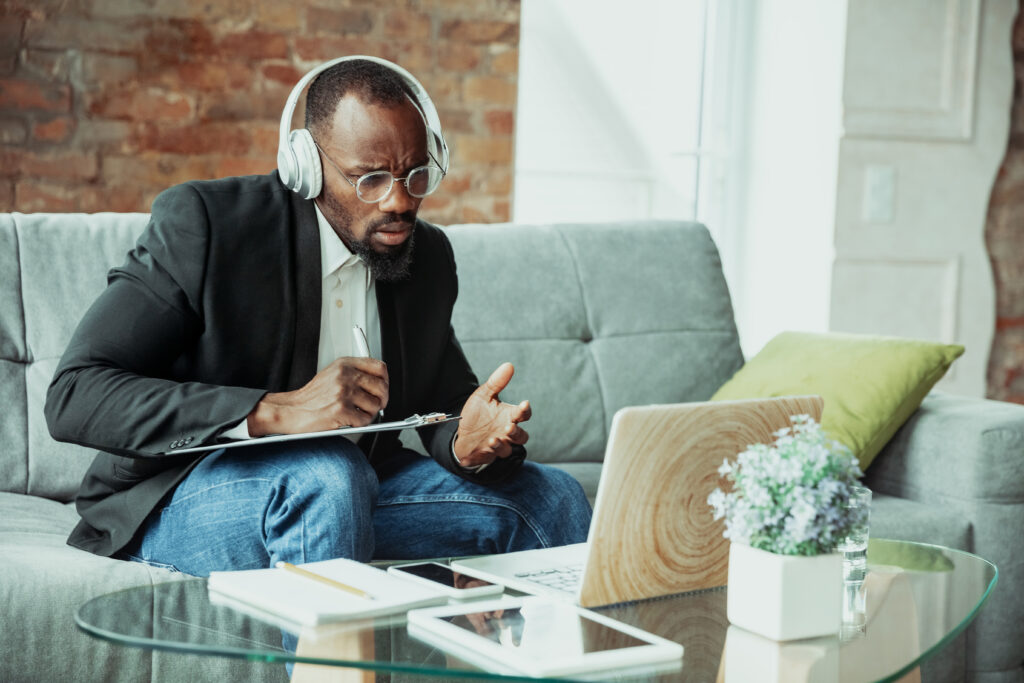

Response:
(1, 211), (1022, 683)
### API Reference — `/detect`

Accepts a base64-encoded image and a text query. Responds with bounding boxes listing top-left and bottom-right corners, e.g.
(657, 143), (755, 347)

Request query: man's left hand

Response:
(453, 362), (531, 469)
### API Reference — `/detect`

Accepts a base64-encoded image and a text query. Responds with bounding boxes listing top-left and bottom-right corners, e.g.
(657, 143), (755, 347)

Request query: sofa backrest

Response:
(445, 221), (744, 465)
(1, 212), (150, 502)
(0, 214), (743, 502)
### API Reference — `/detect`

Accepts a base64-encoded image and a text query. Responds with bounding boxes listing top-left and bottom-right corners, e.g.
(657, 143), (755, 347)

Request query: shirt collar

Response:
(314, 203), (366, 284)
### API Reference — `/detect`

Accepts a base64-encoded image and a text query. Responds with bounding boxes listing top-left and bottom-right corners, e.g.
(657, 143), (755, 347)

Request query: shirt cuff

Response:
(220, 418), (252, 441)
(451, 438), (490, 473)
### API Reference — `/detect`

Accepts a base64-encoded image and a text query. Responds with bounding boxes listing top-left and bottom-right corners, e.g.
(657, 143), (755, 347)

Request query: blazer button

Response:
(184, 436), (194, 444)
(169, 440), (180, 449)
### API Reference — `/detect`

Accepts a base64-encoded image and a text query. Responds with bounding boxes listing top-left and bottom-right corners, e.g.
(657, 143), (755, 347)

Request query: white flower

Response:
(706, 414), (866, 556)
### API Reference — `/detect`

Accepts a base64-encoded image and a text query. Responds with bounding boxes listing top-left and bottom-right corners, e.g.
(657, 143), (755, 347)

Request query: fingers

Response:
(511, 399), (531, 424)
(478, 362), (515, 399)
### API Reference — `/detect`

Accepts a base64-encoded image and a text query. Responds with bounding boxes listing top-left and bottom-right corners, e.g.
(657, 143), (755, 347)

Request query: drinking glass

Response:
(837, 485), (872, 636)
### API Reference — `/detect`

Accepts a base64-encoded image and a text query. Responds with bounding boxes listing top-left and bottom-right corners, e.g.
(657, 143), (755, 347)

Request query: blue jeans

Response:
(121, 437), (593, 576)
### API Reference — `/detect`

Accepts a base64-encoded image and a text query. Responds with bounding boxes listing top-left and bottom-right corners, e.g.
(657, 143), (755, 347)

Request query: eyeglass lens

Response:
(356, 167), (443, 202)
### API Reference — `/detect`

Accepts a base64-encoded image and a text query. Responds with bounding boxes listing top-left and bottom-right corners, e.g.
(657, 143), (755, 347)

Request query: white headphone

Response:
(277, 55), (449, 200)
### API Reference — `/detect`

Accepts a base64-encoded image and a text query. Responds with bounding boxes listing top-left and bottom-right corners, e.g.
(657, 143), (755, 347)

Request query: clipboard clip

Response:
(405, 412), (460, 425)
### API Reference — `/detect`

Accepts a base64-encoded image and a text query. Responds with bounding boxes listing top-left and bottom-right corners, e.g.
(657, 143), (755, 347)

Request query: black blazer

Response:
(45, 172), (524, 557)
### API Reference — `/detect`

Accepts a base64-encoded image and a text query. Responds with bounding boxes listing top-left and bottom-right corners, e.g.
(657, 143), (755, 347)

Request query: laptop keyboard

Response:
(513, 564), (583, 594)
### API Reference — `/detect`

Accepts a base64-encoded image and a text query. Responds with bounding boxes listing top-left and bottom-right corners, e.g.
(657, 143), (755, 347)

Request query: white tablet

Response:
(406, 596), (684, 678)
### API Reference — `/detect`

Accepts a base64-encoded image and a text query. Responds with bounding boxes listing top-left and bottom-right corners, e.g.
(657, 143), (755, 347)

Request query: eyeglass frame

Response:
(313, 140), (446, 204)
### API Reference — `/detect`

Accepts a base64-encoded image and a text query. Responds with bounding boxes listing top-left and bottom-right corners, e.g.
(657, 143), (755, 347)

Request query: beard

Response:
(319, 194), (416, 282)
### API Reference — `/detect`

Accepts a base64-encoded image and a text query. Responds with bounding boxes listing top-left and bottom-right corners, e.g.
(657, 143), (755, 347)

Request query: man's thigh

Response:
(123, 438), (377, 574)
(372, 451), (592, 559)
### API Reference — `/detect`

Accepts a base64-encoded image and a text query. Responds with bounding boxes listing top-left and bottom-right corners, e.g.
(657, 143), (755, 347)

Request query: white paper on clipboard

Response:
(168, 412), (460, 455)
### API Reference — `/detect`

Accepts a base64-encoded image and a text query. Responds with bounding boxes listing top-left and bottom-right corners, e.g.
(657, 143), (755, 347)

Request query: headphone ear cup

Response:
(288, 129), (322, 199)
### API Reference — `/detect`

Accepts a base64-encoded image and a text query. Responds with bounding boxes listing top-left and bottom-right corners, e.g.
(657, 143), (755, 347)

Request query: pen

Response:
(275, 561), (374, 600)
(352, 325), (385, 419)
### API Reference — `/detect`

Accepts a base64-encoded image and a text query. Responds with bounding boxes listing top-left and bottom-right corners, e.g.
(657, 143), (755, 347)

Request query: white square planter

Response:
(727, 542), (842, 641)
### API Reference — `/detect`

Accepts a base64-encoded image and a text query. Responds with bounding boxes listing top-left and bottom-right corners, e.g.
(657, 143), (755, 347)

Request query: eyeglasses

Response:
(314, 141), (446, 204)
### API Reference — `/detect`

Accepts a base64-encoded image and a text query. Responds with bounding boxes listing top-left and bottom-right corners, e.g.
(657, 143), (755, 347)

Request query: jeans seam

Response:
(376, 495), (552, 548)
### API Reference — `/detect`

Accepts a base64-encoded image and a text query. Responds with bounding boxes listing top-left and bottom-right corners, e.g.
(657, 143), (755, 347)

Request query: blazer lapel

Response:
(286, 193), (321, 390)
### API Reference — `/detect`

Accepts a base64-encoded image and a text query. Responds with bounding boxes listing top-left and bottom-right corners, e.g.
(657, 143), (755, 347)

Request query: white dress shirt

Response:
(222, 204), (379, 440)
(222, 207), (483, 470)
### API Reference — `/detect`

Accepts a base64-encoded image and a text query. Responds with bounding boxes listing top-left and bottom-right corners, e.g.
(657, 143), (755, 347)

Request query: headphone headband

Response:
(277, 55), (448, 199)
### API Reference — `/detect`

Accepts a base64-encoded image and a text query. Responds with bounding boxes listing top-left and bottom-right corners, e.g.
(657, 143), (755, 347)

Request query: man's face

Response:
(314, 94), (428, 280)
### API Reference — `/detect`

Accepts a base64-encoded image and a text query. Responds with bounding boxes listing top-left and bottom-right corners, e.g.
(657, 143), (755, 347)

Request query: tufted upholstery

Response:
(1, 212), (1022, 682)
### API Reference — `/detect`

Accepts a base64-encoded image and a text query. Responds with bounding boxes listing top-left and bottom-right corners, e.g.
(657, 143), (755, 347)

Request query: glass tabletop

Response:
(75, 539), (997, 682)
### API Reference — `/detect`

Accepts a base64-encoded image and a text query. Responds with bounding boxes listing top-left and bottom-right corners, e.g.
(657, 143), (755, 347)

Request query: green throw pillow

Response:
(711, 331), (964, 471)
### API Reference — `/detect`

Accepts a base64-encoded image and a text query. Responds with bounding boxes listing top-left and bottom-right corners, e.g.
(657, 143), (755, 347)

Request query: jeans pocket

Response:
(124, 553), (182, 574)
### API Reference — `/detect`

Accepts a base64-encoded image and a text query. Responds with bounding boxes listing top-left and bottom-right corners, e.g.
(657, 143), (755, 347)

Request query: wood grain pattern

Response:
(578, 396), (824, 608)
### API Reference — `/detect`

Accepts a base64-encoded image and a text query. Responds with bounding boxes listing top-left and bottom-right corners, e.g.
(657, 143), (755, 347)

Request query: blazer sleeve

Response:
(44, 184), (266, 458)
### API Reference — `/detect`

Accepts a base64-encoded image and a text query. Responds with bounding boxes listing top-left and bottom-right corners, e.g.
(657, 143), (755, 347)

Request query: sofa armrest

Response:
(865, 392), (1024, 505)
(865, 391), (1024, 676)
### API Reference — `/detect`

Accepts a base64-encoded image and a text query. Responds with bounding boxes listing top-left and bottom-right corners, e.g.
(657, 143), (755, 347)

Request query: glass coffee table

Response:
(75, 539), (996, 682)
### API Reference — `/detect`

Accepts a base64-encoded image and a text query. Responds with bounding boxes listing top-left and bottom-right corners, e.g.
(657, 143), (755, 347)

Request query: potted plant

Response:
(708, 414), (865, 640)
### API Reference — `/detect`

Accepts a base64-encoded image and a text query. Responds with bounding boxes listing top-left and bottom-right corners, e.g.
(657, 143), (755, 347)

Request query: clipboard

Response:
(169, 412), (460, 455)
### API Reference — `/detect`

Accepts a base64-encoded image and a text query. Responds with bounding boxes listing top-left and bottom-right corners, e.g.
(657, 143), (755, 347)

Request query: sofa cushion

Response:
(445, 221), (745, 465)
(711, 331), (964, 470)
(0, 492), (289, 683)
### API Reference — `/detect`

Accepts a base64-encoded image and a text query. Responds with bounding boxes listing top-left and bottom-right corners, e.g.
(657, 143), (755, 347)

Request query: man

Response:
(44, 58), (592, 575)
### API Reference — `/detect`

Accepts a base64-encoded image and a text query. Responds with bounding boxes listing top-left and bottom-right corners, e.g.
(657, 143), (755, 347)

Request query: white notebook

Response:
(207, 558), (446, 626)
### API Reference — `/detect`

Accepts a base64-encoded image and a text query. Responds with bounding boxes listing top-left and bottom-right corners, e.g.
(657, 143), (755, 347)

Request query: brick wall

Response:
(0, 0), (520, 225)
(985, 1), (1024, 403)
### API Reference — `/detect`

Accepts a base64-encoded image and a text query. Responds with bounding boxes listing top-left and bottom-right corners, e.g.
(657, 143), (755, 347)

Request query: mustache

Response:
(367, 212), (416, 233)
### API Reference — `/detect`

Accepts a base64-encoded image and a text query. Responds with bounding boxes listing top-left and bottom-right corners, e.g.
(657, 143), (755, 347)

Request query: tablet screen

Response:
(442, 602), (649, 655)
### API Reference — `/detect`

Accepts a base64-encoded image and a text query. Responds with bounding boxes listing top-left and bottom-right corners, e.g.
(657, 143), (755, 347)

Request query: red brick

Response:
(104, 153), (217, 188)
(379, 42), (433, 74)
(15, 181), (79, 212)
(0, 78), (71, 112)
(80, 53), (138, 87)
(156, 61), (254, 92)
(437, 107), (472, 134)
(459, 203), (490, 223)
(305, 7), (374, 35)
(136, 122), (251, 155)
(19, 48), (72, 82)
(490, 47), (519, 75)
(441, 19), (518, 45)
(293, 36), (383, 63)
(77, 183), (145, 214)
(438, 44), (482, 72)
(451, 135), (513, 164)
(86, 88), (194, 122)
(24, 17), (148, 53)
(419, 73), (461, 104)
(384, 9), (432, 39)
(484, 109), (514, 136)
(32, 116), (74, 142)
(0, 118), (28, 144)
(479, 168), (512, 195)
(440, 170), (472, 195)
(464, 76), (516, 106)
(0, 148), (25, 177)
(250, 123), (281, 157)
(492, 198), (510, 222)
(255, 3), (301, 31)
(215, 156), (275, 178)
(75, 120), (135, 152)
(1, 17), (24, 70)
(21, 150), (99, 181)
(0, 180), (13, 210)
(199, 84), (289, 122)
(217, 30), (289, 60)
(262, 62), (304, 86)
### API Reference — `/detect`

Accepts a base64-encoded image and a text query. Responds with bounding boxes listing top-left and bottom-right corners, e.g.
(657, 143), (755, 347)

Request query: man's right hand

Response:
(246, 357), (389, 436)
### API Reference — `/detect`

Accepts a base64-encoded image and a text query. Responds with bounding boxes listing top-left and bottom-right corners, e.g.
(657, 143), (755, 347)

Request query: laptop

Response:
(452, 396), (824, 608)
